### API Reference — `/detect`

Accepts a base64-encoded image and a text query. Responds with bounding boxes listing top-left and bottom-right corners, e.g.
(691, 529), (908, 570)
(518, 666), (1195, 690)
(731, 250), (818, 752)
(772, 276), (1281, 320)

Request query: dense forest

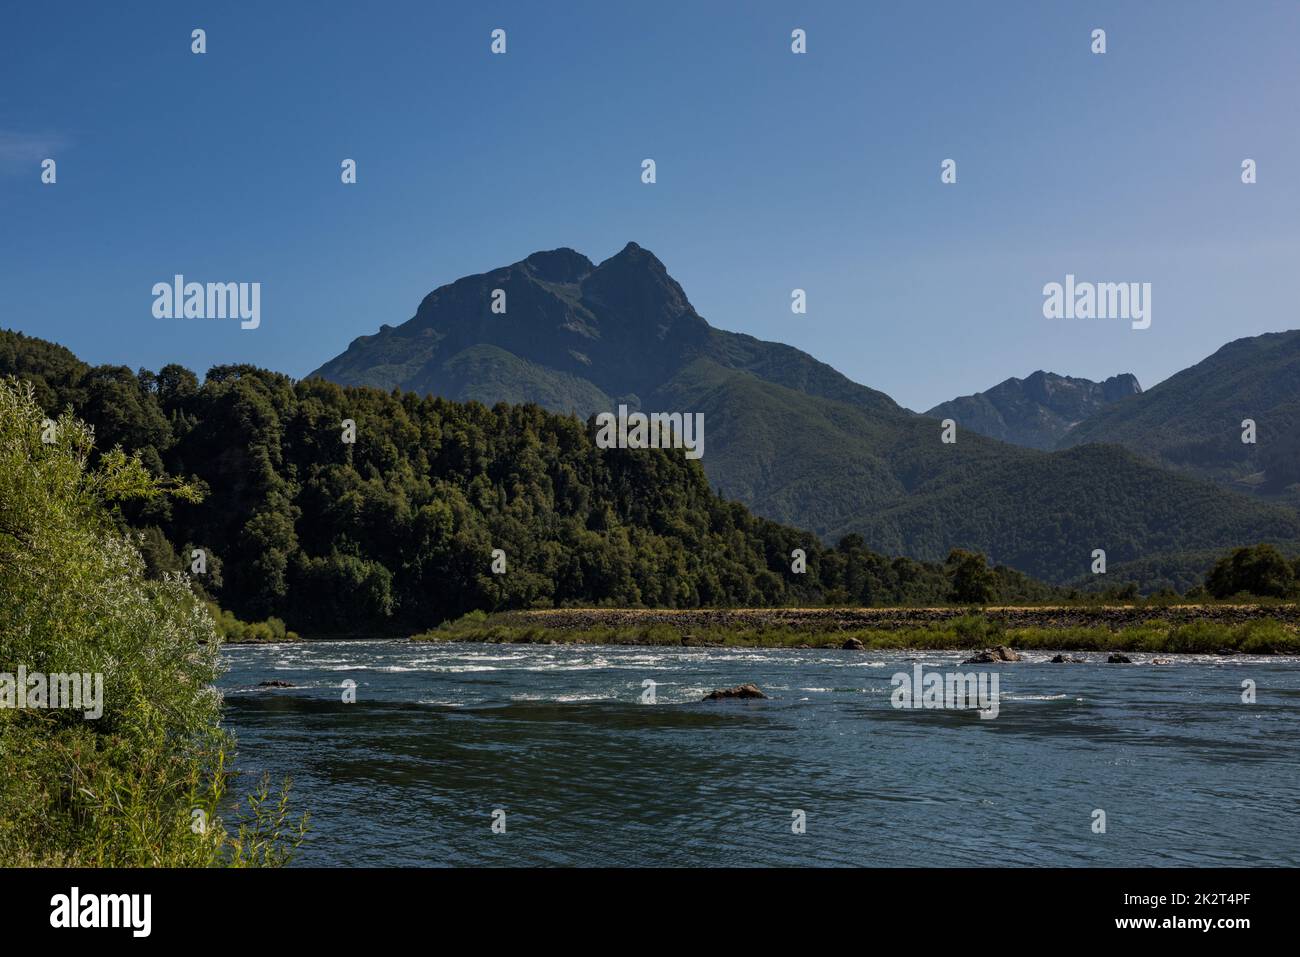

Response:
(2, 330), (1062, 634)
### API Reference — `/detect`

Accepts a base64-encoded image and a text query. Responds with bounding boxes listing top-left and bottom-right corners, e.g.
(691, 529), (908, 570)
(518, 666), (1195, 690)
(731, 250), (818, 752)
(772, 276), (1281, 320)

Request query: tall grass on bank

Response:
(0, 378), (307, 866)
(208, 604), (300, 644)
(415, 609), (1300, 654)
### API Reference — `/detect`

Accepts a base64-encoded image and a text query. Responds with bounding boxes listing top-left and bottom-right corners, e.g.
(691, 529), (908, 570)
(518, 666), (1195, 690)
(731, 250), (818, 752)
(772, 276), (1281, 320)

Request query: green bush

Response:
(207, 603), (299, 643)
(0, 379), (306, 866)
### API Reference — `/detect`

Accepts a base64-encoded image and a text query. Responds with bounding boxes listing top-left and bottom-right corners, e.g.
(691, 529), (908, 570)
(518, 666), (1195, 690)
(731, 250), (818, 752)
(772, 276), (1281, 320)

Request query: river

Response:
(219, 640), (1300, 866)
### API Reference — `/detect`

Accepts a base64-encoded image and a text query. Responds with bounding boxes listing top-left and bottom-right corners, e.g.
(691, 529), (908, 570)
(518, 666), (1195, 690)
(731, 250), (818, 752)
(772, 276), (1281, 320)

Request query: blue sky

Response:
(3, 0), (1298, 411)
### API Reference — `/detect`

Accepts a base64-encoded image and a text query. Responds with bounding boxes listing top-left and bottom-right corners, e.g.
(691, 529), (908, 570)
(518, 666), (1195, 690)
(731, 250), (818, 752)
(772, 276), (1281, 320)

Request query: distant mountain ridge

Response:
(308, 243), (1300, 586)
(926, 371), (1142, 450)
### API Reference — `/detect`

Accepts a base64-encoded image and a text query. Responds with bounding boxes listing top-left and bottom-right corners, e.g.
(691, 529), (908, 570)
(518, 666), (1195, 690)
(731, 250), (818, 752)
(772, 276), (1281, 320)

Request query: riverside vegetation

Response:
(414, 545), (1300, 652)
(414, 600), (1300, 654)
(0, 379), (307, 865)
(4, 329), (1300, 645)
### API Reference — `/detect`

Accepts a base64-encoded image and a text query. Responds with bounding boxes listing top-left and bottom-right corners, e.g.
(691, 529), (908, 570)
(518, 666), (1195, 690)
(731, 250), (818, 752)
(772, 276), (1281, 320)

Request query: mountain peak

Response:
(1100, 372), (1142, 401)
(582, 242), (693, 329)
(519, 247), (594, 284)
(598, 241), (666, 272)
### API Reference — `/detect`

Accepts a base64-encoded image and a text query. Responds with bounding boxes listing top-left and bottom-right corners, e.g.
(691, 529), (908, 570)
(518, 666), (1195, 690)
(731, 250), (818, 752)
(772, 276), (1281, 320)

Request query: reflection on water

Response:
(219, 641), (1300, 867)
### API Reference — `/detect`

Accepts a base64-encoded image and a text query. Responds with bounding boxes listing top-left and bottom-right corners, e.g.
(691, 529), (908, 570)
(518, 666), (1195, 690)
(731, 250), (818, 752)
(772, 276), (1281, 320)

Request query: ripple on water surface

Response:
(219, 641), (1300, 867)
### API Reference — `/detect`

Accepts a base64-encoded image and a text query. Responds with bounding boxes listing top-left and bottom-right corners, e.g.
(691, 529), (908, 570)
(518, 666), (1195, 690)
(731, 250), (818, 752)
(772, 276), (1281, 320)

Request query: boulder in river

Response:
(963, 644), (1021, 664)
(1050, 654), (1087, 663)
(702, 683), (768, 701)
(257, 680), (295, 688)
(1107, 653), (1132, 664)
(842, 637), (865, 651)
(1151, 658), (1173, 665)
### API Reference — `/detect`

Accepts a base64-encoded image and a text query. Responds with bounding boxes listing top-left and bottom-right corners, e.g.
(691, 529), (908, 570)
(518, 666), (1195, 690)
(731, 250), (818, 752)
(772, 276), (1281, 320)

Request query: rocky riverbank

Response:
(500, 604), (1300, 630)
(411, 605), (1300, 654)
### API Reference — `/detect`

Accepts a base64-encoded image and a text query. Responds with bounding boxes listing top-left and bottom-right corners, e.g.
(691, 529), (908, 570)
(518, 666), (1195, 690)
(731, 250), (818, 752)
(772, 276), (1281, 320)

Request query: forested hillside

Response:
(1059, 330), (1300, 495)
(307, 244), (1300, 584)
(2, 330), (1058, 633)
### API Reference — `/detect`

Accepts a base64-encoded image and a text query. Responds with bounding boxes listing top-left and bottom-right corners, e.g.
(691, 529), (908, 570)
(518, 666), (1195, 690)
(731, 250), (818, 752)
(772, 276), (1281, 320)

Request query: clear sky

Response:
(3, 0), (1298, 411)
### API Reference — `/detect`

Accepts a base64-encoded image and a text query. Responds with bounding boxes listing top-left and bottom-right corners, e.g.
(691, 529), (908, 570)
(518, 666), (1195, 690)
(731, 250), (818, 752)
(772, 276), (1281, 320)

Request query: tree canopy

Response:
(1, 330), (1059, 633)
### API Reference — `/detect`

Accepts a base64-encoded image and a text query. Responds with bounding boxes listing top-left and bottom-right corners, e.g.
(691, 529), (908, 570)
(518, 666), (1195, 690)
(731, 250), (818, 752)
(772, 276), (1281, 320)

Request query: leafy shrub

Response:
(0, 379), (306, 865)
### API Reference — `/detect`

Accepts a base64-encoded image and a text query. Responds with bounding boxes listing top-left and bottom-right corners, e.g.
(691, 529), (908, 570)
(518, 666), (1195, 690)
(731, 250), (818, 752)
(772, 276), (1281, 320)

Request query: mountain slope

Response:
(1058, 330), (1300, 495)
(308, 244), (1300, 585)
(311, 243), (900, 418)
(926, 371), (1141, 450)
(838, 442), (1300, 583)
(647, 359), (1299, 582)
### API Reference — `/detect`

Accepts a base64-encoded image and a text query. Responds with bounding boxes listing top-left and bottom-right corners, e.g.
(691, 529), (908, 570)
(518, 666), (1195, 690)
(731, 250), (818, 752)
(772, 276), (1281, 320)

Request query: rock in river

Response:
(257, 680), (295, 688)
(962, 645), (1022, 664)
(1107, 653), (1132, 664)
(702, 683), (768, 701)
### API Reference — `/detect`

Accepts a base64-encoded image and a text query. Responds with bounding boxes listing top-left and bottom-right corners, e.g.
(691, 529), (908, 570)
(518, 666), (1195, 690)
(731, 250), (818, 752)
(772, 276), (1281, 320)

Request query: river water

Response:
(218, 640), (1300, 867)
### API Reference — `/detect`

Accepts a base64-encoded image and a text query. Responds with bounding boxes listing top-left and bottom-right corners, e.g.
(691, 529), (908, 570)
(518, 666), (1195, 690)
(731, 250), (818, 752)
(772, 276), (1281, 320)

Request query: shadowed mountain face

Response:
(309, 244), (1300, 585)
(926, 371), (1142, 451)
(311, 243), (899, 418)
